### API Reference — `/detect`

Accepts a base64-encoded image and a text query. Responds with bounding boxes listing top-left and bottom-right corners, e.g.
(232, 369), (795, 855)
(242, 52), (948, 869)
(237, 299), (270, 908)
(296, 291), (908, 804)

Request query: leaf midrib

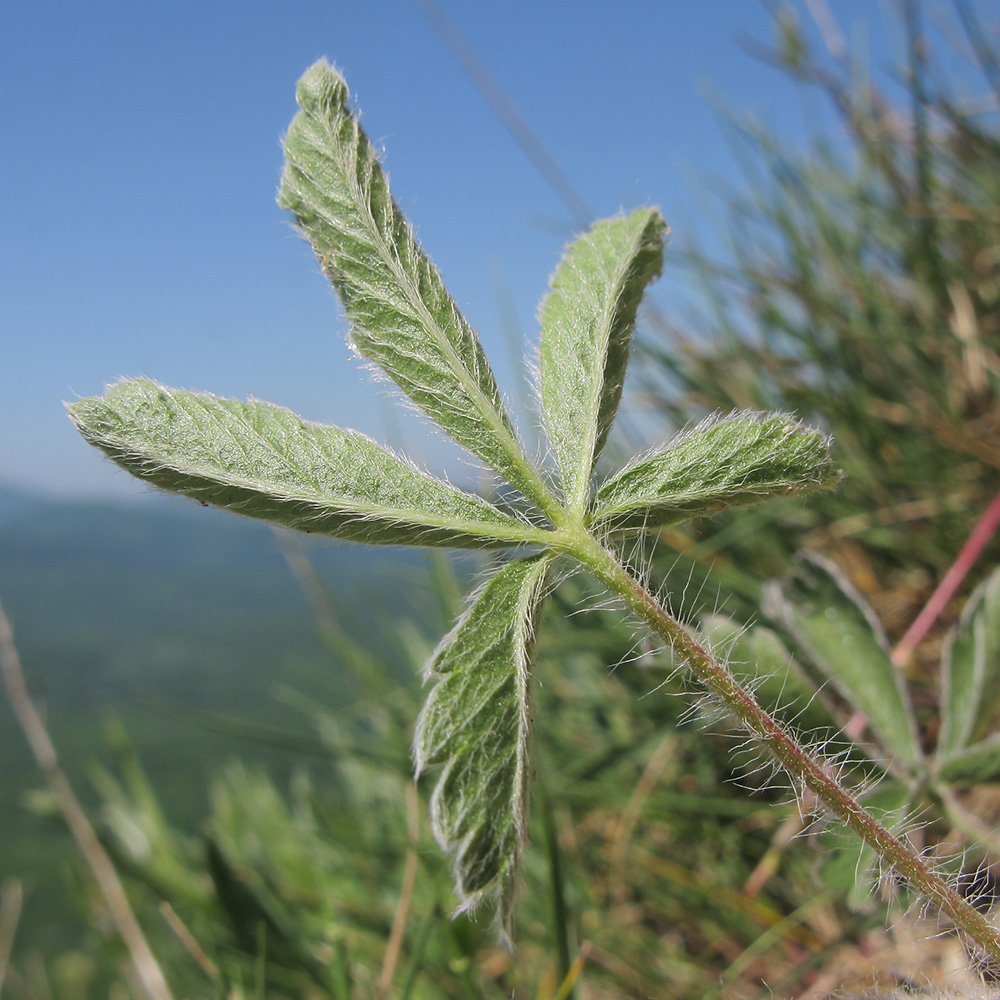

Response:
(306, 104), (562, 524)
(109, 442), (550, 545)
(569, 225), (650, 513)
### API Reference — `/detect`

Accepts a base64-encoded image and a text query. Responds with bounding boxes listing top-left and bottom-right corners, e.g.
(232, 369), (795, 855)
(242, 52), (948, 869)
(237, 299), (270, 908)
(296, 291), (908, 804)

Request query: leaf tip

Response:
(66, 377), (142, 444)
(294, 58), (348, 116)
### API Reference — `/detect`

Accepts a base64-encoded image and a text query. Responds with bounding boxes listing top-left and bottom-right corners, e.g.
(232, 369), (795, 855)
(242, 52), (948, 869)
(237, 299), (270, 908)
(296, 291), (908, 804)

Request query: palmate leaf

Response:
(590, 411), (839, 533)
(279, 62), (549, 512)
(69, 380), (547, 548)
(414, 554), (552, 936)
(538, 208), (666, 512)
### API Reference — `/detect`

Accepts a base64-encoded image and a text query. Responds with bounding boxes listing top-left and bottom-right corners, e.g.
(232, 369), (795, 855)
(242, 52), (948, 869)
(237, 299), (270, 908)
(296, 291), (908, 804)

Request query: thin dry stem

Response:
(378, 781), (421, 998)
(743, 800), (810, 898)
(0, 598), (174, 1000)
(0, 879), (23, 998)
(804, 0), (848, 61)
(610, 733), (674, 898)
(159, 902), (218, 982)
(551, 941), (592, 1000)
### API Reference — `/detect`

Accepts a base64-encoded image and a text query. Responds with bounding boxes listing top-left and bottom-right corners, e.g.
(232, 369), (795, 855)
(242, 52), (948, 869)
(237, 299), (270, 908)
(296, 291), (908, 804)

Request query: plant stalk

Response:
(570, 533), (1000, 967)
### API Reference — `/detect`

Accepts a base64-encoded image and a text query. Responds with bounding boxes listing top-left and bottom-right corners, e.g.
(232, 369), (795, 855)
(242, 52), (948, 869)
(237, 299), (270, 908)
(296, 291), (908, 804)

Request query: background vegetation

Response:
(4, 2), (1000, 997)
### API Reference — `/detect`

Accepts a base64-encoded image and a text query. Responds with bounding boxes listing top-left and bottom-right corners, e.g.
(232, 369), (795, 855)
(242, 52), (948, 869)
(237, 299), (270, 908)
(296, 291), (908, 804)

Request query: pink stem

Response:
(892, 487), (1000, 667)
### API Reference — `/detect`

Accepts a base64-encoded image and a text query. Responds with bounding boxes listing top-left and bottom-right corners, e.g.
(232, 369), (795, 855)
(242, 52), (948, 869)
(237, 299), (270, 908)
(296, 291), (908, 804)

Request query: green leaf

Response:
(279, 61), (551, 514)
(937, 566), (1000, 761)
(69, 379), (547, 549)
(590, 411), (839, 532)
(699, 615), (836, 735)
(938, 733), (1000, 784)
(538, 209), (666, 512)
(766, 555), (922, 770)
(414, 554), (552, 935)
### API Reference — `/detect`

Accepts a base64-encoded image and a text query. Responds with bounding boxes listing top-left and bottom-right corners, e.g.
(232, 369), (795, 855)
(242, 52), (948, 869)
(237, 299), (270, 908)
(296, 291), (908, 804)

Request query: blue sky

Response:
(2, 1), (911, 497)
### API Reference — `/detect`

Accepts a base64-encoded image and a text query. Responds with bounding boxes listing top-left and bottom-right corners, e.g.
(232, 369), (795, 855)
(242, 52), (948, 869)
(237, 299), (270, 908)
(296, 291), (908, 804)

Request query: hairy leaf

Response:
(279, 61), (549, 512)
(414, 554), (552, 934)
(590, 411), (839, 532)
(69, 380), (546, 548)
(938, 566), (1000, 761)
(538, 209), (666, 511)
(766, 555), (922, 769)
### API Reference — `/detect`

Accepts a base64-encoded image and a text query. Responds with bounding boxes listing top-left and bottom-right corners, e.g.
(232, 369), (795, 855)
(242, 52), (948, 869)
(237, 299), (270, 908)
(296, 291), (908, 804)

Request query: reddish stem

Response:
(892, 487), (1000, 667)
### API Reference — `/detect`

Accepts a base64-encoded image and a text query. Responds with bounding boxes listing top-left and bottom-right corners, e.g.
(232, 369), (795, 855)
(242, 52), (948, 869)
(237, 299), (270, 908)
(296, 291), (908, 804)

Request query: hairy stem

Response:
(570, 533), (1000, 966)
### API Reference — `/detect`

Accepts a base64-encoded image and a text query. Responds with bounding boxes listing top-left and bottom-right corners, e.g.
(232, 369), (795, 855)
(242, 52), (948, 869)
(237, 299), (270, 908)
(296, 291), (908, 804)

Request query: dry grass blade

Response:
(0, 598), (175, 1000)
(0, 880), (23, 998)
(378, 782), (421, 998)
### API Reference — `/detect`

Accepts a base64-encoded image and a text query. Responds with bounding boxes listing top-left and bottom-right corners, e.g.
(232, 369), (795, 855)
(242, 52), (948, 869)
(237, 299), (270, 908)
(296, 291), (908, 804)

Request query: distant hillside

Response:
(0, 483), (462, 953)
(0, 484), (430, 715)
(0, 481), (42, 526)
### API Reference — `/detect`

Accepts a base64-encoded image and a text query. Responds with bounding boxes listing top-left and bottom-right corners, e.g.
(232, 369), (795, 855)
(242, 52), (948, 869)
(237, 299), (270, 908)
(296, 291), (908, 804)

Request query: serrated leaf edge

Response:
(413, 554), (553, 935)
(69, 380), (550, 549)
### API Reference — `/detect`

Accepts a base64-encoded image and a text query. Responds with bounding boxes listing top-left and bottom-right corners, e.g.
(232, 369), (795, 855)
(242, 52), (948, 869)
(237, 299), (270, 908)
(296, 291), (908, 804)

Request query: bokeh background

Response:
(3, 0), (892, 497)
(6, 4), (1000, 997)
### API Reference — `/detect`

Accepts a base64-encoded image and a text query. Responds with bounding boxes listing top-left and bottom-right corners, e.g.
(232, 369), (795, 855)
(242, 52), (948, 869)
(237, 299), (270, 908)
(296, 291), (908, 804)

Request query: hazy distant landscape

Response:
(0, 483), (445, 953)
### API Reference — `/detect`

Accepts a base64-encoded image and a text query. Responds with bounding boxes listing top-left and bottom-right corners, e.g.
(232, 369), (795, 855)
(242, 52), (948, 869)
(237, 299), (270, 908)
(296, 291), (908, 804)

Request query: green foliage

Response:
(725, 557), (1000, 902)
(277, 62), (546, 511)
(39, 5), (1000, 994)
(70, 59), (838, 935)
(699, 613), (835, 735)
(937, 565), (1000, 783)
(764, 555), (920, 770)
(538, 208), (666, 512)
(627, 1), (1000, 945)
(70, 380), (541, 549)
(414, 554), (551, 931)
(591, 411), (838, 533)
(640, 2), (1000, 597)
(938, 569), (1000, 761)
(69, 587), (822, 999)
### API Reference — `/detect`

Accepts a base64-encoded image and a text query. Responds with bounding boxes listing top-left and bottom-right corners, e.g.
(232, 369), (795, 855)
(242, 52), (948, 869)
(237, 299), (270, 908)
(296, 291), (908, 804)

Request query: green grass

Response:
(8, 3), (1000, 996)
(0, 487), (433, 969)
